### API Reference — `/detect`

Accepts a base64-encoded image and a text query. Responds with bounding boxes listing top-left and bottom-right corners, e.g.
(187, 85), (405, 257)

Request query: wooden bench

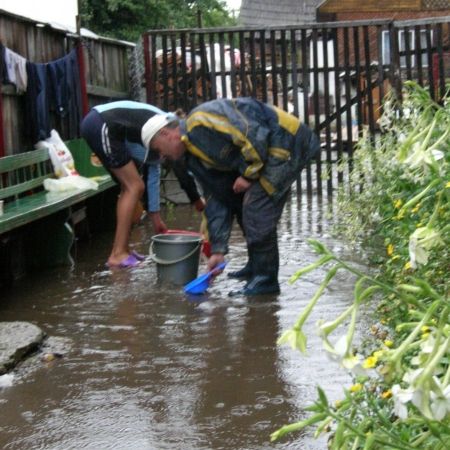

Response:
(0, 139), (117, 285)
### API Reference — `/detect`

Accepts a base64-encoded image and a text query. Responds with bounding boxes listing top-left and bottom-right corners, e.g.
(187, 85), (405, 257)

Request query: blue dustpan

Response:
(184, 262), (227, 295)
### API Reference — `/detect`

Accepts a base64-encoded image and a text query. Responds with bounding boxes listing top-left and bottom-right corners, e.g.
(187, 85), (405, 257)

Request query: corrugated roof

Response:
(239, 0), (323, 27)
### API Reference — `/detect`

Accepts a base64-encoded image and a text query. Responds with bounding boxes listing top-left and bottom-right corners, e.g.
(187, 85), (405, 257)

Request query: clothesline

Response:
(0, 43), (87, 144)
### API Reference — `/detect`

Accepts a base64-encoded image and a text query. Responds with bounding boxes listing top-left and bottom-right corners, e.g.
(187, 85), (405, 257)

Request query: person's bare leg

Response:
(107, 161), (145, 266)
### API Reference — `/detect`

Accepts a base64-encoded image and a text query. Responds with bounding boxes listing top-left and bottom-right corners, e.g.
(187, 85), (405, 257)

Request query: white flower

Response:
(430, 377), (450, 421)
(410, 387), (425, 412)
(403, 368), (424, 384)
(403, 107), (412, 119)
(342, 354), (367, 376)
(420, 334), (436, 353)
(431, 149), (444, 161)
(404, 142), (445, 171)
(392, 384), (413, 419)
(325, 334), (348, 360)
(324, 335), (367, 376)
(408, 227), (442, 268)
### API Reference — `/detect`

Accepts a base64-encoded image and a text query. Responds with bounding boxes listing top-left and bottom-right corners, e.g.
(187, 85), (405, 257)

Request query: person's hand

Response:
(149, 211), (168, 234)
(233, 176), (252, 193)
(207, 253), (225, 273)
(193, 198), (205, 212)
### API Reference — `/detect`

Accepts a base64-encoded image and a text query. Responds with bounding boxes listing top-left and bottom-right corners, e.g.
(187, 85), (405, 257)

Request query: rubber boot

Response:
(228, 242), (280, 296)
(227, 248), (252, 279)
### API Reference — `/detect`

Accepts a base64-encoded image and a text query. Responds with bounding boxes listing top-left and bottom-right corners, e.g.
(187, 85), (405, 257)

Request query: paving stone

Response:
(0, 322), (45, 374)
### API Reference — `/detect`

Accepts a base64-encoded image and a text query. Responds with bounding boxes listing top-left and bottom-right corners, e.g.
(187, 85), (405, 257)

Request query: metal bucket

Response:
(150, 233), (203, 285)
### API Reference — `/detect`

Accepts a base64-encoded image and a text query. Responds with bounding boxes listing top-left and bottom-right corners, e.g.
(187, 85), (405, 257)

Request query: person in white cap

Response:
(80, 101), (175, 268)
(144, 97), (320, 296)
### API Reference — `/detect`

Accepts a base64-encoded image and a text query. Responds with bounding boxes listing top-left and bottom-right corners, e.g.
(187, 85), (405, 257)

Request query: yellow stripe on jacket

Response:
(186, 111), (264, 179)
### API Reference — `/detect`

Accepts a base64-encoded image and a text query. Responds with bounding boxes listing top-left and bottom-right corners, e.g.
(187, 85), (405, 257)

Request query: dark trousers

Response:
(242, 182), (288, 247)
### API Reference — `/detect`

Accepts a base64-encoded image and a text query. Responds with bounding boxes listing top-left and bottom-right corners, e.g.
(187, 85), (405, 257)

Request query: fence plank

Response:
(0, 10), (132, 154)
(270, 30), (278, 106)
(300, 28), (312, 196)
(143, 16), (450, 196)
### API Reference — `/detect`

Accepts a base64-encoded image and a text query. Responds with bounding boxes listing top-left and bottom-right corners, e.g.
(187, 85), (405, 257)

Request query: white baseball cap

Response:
(141, 113), (174, 151)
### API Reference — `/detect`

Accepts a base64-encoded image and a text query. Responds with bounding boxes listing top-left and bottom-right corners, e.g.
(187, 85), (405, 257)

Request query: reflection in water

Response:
(192, 302), (296, 450)
(0, 193), (362, 450)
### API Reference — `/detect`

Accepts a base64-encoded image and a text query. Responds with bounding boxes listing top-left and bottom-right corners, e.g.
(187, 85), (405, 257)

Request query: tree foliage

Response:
(80, 0), (237, 42)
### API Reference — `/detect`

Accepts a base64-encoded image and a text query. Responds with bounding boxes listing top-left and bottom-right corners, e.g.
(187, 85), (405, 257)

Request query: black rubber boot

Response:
(227, 262), (252, 279)
(227, 249), (252, 279)
(228, 241), (280, 296)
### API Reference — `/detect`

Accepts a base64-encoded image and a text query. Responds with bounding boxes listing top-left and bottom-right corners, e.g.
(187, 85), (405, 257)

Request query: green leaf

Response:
(317, 387), (329, 407)
(307, 239), (331, 255)
(289, 255), (333, 284)
(270, 413), (328, 442)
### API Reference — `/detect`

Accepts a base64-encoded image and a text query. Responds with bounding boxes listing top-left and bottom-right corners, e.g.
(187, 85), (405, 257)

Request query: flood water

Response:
(0, 190), (366, 450)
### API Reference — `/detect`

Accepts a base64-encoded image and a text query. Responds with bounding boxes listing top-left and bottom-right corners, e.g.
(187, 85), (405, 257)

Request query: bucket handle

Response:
(149, 241), (202, 265)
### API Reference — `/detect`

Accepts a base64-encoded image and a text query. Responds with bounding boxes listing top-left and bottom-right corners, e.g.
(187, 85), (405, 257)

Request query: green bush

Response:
(273, 82), (450, 449)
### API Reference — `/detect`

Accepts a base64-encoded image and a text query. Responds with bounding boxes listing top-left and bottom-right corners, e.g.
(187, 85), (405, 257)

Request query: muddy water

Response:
(0, 191), (366, 450)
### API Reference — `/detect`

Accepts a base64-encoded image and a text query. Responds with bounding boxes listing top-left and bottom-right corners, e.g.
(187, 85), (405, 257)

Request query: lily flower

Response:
(405, 146), (444, 170)
(323, 335), (367, 376)
(408, 226), (442, 268)
(403, 368), (424, 384)
(277, 327), (307, 353)
(392, 384), (414, 419)
(430, 377), (450, 420)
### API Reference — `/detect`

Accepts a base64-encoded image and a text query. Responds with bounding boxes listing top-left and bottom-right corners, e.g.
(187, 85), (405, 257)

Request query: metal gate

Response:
(142, 16), (450, 196)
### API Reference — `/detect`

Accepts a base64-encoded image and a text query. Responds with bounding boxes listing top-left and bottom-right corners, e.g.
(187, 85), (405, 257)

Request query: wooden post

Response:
(76, 0), (89, 116)
(143, 33), (152, 104)
(77, 43), (89, 117)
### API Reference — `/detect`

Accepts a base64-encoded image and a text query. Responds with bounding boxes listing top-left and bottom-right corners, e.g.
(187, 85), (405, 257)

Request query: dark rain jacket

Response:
(180, 98), (320, 253)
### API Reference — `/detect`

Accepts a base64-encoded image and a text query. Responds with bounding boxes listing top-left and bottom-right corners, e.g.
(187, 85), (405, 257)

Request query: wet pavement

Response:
(0, 190), (366, 450)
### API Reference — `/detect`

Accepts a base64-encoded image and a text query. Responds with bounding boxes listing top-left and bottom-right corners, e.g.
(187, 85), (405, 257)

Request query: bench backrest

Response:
(0, 139), (110, 203)
(0, 148), (53, 201)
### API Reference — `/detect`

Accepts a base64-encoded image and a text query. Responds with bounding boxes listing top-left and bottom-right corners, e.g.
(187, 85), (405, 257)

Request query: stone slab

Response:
(0, 321), (45, 374)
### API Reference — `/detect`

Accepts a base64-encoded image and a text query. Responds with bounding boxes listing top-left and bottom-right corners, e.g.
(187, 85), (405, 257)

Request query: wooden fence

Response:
(0, 9), (133, 156)
(143, 16), (450, 197)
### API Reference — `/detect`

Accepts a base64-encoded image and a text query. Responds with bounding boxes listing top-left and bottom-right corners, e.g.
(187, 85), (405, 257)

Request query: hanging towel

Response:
(25, 61), (51, 141)
(4, 47), (28, 93)
(47, 49), (82, 136)
(25, 49), (83, 142)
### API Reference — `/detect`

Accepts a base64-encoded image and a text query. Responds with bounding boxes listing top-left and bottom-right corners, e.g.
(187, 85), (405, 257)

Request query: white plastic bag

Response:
(36, 129), (79, 178)
(43, 176), (98, 192)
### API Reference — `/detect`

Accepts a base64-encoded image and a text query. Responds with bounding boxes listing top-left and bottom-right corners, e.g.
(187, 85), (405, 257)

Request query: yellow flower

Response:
(411, 203), (421, 213)
(396, 211), (405, 220)
(404, 261), (412, 270)
(446, 181), (450, 188)
(363, 356), (378, 369)
(421, 325), (430, 333)
(394, 199), (403, 209)
(381, 389), (392, 399)
(387, 244), (394, 256)
(384, 340), (394, 348)
(350, 383), (363, 393)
